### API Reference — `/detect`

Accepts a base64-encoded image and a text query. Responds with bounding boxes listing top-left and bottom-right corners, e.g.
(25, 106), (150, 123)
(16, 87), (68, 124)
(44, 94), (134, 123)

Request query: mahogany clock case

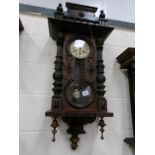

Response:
(45, 2), (114, 150)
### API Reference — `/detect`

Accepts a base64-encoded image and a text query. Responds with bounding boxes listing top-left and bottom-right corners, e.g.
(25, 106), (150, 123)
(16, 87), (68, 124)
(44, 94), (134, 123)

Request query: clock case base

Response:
(46, 111), (113, 150)
(45, 2), (114, 150)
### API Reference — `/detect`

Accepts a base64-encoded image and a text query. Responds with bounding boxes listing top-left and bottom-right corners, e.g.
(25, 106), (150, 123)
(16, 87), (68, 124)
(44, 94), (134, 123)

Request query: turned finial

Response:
(51, 118), (59, 142)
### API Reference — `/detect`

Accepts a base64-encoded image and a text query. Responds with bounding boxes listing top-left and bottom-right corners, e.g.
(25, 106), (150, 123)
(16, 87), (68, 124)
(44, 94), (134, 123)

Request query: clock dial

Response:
(70, 39), (90, 59)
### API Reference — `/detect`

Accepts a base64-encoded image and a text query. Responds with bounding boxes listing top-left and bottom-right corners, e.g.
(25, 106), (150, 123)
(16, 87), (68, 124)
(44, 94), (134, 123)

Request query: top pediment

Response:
(66, 2), (97, 13)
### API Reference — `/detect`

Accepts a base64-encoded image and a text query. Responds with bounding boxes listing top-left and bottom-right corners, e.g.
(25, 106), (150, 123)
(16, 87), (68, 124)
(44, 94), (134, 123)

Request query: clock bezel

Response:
(70, 40), (90, 59)
(66, 35), (94, 59)
(63, 80), (96, 109)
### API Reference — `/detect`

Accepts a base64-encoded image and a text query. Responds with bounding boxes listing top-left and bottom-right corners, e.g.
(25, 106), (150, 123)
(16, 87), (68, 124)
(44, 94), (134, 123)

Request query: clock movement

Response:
(45, 2), (114, 150)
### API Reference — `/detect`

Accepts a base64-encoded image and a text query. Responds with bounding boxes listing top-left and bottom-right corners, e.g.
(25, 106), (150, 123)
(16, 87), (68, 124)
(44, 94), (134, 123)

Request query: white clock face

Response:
(70, 39), (90, 59)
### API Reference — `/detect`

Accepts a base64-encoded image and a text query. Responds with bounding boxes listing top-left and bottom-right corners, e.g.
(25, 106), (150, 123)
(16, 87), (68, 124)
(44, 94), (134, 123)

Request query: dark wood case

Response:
(45, 2), (114, 150)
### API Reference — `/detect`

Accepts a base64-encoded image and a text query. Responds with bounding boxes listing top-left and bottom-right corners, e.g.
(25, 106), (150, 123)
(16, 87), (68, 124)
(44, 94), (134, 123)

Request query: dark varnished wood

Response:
(124, 137), (135, 147)
(65, 2), (97, 22)
(45, 2), (114, 150)
(19, 19), (24, 32)
(48, 18), (113, 40)
(117, 48), (135, 146)
(66, 2), (97, 13)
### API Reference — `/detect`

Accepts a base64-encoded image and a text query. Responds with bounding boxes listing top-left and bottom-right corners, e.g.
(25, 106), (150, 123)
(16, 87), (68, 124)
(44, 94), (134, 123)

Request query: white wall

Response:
(19, 0), (135, 23)
(105, 0), (135, 23)
(19, 13), (135, 155)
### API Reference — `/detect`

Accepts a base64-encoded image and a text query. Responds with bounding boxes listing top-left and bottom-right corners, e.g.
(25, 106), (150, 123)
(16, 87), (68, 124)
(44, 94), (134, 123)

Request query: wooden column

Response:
(96, 38), (107, 140)
(96, 38), (107, 111)
(50, 32), (64, 142)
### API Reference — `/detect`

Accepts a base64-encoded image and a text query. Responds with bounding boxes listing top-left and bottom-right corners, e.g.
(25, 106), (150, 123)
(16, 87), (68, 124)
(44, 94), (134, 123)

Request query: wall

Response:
(19, 0), (135, 23)
(105, 0), (135, 23)
(19, 13), (135, 155)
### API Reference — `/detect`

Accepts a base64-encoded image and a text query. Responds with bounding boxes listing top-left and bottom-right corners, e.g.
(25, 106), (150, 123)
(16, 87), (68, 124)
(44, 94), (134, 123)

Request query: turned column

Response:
(96, 38), (107, 139)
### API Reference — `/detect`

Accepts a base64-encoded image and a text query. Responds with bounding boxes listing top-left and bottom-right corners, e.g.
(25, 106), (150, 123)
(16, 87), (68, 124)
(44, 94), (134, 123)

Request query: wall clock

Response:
(45, 2), (114, 150)
(117, 48), (135, 146)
